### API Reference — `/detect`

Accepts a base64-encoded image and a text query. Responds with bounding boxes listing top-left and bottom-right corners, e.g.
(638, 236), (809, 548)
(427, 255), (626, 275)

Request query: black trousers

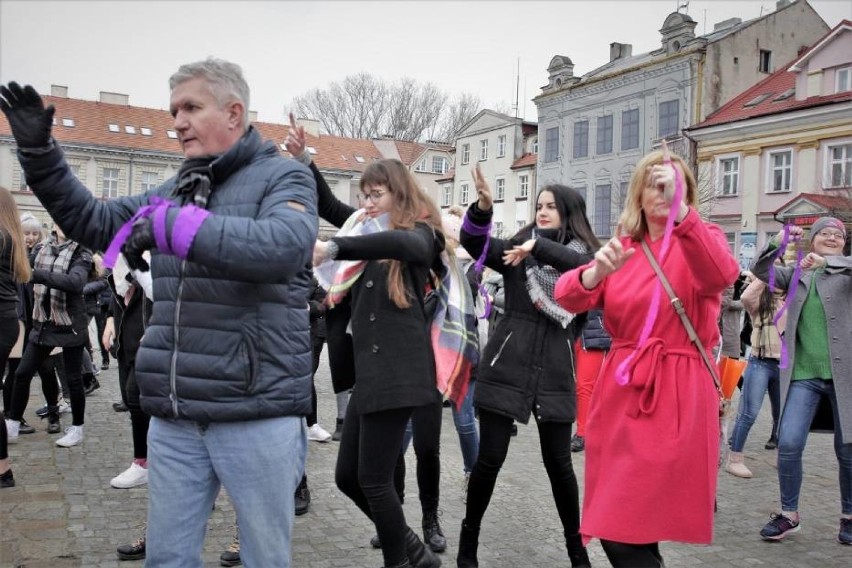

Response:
(0, 315), (18, 460)
(117, 356), (150, 460)
(335, 393), (414, 566)
(600, 540), (664, 567)
(11, 343), (85, 426)
(464, 409), (581, 540)
(306, 334), (325, 427)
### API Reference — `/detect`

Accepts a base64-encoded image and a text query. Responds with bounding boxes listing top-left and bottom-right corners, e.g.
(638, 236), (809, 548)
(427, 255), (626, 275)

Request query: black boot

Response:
(84, 374), (100, 395)
(385, 561), (411, 568)
(43, 406), (61, 434)
(294, 475), (311, 516)
(422, 503), (447, 552)
(0, 469), (14, 488)
(331, 418), (344, 441)
(405, 527), (441, 568)
(456, 520), (479, 568)
(566, 533), (591, 568)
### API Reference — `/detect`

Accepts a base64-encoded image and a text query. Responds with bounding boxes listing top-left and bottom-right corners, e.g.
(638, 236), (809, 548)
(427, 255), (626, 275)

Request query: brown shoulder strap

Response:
(641, 241), (723, 396)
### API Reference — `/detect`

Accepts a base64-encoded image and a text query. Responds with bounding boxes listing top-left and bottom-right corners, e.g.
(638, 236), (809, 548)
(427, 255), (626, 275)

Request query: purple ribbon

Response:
(462, 213), (493, 319)
(171, 205), (211, 260)
(103, 196), (175, 269)
(152, 204), (175, 256)
(768, 224), (804, 369)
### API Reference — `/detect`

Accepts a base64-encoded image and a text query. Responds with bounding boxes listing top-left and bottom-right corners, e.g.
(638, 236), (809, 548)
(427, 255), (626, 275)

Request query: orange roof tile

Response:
(435, 169), (455, 183)
(510, 153), (537, 170)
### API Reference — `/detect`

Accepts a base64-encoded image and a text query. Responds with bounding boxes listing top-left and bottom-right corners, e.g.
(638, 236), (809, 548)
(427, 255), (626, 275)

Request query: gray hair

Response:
(169, 57), (251, 129)
(19, 212), (43, 233)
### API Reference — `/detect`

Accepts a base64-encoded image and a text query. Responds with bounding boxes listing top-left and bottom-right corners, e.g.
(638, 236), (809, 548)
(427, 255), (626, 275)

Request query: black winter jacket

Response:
(0, 231), (18, 318)
(460, 203), (592, 424)
(311, 161), (443, 413)
(18, 127), (318, 422)
(29, 240), (92, 348)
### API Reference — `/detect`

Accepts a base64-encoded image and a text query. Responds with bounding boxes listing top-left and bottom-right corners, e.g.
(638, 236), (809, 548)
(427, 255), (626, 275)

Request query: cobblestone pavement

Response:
(2, 354), (849, 567)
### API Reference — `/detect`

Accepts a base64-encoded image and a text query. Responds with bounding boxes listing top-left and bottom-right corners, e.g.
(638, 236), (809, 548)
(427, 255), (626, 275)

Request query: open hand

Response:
(0, 82), (55, 148)
(285, 112), (307, 158)
(471, 164), (492, 210)
(592, 224), (635, 279)
(502, 239), (535, 266)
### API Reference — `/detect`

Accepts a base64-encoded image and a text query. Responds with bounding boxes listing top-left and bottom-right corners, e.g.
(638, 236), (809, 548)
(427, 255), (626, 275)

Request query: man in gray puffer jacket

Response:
(0, 58), (317, 568)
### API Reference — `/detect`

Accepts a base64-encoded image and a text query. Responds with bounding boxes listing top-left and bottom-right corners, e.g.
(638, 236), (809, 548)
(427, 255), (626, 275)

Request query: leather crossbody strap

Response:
(641, 241), (724, 399)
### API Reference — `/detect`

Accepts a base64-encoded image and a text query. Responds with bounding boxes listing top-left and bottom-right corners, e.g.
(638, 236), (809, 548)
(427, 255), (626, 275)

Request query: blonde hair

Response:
(0, 187), (33, 283)
(618, 150), (697, 241)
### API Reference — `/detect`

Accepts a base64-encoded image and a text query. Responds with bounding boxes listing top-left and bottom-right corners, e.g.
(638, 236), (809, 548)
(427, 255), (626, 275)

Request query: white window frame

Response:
(765, 148), (793, 193)
(716, 154), (741, 196)
(497, 135), (507, 158)
(415, 159), (427, 172)
(837, 66), (852, 93)
(479, 139), (488, 161)
(441, 184), (452, 207)
(141, 171), (159, 193)
(518, 175), (529, 199)
(531, 138), (538, 154)
(431, 156), (447, 174)
(459, 183), (469, 205)
(493, 221), (504, 236)
(461, 144), (470, 165)
(495, 178), (505, 201)
(102, 167), (120, 199)
(825, 139), (852, 189)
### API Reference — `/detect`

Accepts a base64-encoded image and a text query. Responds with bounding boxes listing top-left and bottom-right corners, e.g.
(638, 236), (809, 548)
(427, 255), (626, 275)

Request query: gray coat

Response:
(17, 128), (318, 423)
(752, 246), (852, 443)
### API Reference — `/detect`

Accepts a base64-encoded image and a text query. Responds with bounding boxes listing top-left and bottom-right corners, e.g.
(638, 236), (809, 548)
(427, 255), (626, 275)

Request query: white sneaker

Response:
(4, 419), (19, 443)
(56, 425), (84, 447)
(111, 462), (149, 488)
(307, 423), (332, 443)
(58, 399), (71, 414)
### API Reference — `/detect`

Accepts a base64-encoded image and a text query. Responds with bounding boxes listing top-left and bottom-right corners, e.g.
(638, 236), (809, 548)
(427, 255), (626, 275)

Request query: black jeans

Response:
(335, 393), (414, 566)
(11, 343), (85, 426)
(0, 315), (18, 460)
(600, 540), (663, 567)
(404, 400), (443, 512)
(117, 356), (150, 460)
(464, 409), (581, 539)
(307, 334), (325, 427)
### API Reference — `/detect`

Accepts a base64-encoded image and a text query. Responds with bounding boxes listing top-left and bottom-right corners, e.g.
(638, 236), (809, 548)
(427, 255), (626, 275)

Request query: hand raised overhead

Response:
(285, 112), (307, 158)
(0, 82), (56, 149)
(471, 163), (492, 211)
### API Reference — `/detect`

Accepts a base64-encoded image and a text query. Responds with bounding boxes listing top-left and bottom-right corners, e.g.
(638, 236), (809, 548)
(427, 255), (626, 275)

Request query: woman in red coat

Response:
(554, 148), (739, 567)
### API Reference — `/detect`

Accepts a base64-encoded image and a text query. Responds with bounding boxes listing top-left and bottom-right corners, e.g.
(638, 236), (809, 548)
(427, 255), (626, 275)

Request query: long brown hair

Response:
(360, 159), (444, 308)
(619, 150), (697, 241)
(0, 186), (32, 283)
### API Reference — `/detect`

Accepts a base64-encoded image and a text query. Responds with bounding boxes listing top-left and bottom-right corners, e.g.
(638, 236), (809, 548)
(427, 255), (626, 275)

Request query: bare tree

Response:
(293, 73), (481, 143)
(435, 93), (482, 143)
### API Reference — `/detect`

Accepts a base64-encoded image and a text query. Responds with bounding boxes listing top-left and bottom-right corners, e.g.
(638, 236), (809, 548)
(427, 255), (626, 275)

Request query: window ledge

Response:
(716, 193), (740, 199)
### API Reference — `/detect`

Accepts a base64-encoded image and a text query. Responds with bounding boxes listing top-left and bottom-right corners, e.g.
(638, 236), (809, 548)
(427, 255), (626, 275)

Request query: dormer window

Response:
(108, 124), (119, 132)
(125, 125), (136, 134)
(307, 147), (317, 155)
(836, 67), (851, 93)
(140, 127), (153, 136)
(166, 130), (178, 139)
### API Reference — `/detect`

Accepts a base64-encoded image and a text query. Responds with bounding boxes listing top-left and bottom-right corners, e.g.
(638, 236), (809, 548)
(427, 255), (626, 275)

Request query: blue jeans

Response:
(777, 379), (852, 514)
(452, 381), (479, 474)
(145, 415), (306, 568)
(729, 357), (780, 452)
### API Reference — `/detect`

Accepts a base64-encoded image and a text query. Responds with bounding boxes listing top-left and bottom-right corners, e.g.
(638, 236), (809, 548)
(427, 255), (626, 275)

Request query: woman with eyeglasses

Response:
(751, 217), (852, 545)
(287, 116), (443, 568)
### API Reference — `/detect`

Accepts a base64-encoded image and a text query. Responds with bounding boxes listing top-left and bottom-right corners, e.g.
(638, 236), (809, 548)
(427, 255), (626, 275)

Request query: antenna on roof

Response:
(678, 0), (689, 13)
(512, 57), (520, 119)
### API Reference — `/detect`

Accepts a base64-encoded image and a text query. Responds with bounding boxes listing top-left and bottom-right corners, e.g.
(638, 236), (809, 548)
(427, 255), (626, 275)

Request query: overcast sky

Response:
(1, 0), (850, 124)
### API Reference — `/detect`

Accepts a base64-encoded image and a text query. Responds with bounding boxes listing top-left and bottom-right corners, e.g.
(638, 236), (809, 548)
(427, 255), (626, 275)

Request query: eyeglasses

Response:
(358, 189), (388, 204)
(816, 230), (846, 241)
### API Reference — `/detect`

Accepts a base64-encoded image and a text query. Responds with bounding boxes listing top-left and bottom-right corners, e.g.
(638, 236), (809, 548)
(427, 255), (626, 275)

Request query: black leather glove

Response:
(0, 82), (55, 149)
(122, 217), (156, 272)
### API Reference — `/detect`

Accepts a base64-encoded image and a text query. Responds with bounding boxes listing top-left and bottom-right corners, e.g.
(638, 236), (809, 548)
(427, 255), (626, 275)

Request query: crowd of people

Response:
(1, 57), (850, 567)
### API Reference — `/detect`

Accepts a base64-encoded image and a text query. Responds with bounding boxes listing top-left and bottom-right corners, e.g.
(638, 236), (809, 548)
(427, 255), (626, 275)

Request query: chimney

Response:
(609, 43), (633, 62)
(248, 110), (258, 123)
(99, 91), (129, 105)
(296, 117), (321, 137)
(50, 85), (68, 98)
(714, 17), (742, 32)
(776, 0), (793, 11)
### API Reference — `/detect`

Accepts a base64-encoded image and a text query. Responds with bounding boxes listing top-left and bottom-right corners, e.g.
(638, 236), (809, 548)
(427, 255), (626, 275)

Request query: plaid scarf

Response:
(524, 233), (589, 329)
(32, 238), (79, 326)
(314, 211), (389, 306)
(431, 251), (480, 409)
